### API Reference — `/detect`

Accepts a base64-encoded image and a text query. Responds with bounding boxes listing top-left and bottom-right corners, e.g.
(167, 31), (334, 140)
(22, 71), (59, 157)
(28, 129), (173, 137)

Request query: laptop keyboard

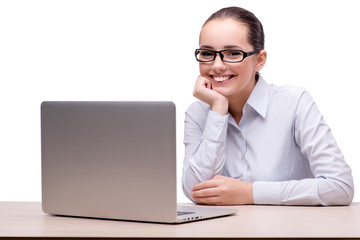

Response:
(177, 211), (195, 216)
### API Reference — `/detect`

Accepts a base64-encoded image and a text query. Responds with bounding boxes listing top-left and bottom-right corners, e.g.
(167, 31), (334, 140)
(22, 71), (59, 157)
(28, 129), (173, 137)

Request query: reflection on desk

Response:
(1, 202), (360, 239)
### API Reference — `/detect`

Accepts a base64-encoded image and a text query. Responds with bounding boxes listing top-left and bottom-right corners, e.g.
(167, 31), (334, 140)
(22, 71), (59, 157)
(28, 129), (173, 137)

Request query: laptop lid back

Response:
(41, 101), (177, 222)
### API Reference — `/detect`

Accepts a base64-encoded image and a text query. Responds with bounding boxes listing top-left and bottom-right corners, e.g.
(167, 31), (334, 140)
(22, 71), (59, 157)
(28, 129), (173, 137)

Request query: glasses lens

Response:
(222, 50), (244, 62)
(196, 49), (215, 61)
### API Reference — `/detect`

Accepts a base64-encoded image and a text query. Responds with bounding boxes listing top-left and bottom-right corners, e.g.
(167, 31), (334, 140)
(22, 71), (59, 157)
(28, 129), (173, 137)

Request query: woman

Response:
(182, 6), (354, 205)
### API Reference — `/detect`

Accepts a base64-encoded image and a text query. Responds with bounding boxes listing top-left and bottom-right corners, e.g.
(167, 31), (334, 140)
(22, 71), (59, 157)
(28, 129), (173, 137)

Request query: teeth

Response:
(213, 76), (230, 82)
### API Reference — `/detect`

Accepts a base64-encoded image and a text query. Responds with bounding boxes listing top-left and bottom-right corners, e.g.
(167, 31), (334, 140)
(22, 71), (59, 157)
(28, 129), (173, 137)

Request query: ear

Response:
(255, 50), (267, 72)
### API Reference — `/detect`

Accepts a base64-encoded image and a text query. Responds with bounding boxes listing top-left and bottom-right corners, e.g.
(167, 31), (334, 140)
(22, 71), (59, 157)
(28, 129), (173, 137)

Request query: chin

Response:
(212, 87), (230, 97)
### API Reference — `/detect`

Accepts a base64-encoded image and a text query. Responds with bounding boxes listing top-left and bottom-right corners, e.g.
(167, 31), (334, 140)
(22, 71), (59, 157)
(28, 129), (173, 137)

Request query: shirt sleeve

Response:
(253, 92), (354, 206)
(181, 102), (229, 200)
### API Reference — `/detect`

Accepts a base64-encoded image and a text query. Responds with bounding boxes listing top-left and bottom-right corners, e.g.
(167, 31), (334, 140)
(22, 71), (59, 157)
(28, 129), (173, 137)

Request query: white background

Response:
(0, 0), (359, 203)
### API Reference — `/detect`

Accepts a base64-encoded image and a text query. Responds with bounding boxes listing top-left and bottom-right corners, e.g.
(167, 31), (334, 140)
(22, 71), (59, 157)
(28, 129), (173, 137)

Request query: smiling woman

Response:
(181, 6), (354, 206)
(194, 17), (267, 119)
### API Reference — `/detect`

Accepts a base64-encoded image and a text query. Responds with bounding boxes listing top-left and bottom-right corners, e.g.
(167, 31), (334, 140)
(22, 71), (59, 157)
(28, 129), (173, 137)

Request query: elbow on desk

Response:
(318, 178), (354, 206)
(182, 180), (198, 204)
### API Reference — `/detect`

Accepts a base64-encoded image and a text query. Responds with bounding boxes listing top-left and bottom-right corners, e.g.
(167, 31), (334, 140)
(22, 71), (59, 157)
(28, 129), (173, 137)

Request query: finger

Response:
(205, 79), (212, 89)
(196, 75), (208, 85)
(197, 75), (212, 88)
(193, 76), (209, 97)
(192, 196), (222, 205)
(212, 175), (224, 180)
(191, 187), (219, 198)
(192, 179), (219, 192)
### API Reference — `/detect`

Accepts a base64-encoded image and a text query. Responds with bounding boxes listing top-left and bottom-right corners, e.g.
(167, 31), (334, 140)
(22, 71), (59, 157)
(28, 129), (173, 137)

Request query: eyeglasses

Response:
(195, 49), (259, 63)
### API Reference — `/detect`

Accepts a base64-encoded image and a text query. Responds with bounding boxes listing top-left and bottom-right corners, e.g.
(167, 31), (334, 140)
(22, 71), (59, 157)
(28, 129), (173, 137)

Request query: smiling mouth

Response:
(212, 75), (235, 82)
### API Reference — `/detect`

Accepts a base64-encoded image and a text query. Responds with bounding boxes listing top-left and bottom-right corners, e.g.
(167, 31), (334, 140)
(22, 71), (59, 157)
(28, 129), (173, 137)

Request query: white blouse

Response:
(182, 75), (354, 205)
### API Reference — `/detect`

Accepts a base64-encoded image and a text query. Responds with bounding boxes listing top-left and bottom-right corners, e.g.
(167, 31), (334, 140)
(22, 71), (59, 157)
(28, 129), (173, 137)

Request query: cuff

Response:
(253, 181), (282, 205)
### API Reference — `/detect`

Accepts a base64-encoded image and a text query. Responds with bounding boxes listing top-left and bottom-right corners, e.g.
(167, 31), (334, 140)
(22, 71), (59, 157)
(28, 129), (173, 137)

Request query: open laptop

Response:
(41, 101), (237, 223)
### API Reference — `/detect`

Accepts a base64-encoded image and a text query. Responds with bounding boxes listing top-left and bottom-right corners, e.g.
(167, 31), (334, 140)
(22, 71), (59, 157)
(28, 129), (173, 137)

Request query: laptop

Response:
(41, 101), (237, 223)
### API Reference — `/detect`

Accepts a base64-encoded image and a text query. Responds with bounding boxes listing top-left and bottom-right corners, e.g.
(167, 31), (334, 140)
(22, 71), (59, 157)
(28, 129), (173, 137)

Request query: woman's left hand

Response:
(191, 175), (254, 205)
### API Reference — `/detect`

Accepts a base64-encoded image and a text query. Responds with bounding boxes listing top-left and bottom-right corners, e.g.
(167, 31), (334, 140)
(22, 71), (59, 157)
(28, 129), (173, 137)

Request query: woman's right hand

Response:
(193, 75), (229, 115)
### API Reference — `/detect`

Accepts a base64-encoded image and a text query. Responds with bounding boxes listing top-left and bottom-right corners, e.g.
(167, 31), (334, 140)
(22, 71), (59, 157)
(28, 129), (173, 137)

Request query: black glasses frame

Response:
(195, 48), (259, 63)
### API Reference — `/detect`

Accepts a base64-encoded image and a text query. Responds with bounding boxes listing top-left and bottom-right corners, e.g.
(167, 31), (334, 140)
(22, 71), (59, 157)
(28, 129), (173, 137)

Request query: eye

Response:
(196, 49), (216, 61)
(224, 50), (243, 57)
(222, 50), (244, 61)
(200, 50), (215, 57)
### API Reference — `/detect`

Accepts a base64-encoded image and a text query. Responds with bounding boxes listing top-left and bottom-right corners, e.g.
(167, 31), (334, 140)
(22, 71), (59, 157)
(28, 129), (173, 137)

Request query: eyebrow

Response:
(224, 45), (243, 49)
(199, 45), (244, 50)
(199, 45), (214, 49)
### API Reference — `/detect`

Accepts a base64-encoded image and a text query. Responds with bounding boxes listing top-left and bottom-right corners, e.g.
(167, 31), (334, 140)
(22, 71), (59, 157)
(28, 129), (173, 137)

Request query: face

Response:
(199, 19), (265, 100)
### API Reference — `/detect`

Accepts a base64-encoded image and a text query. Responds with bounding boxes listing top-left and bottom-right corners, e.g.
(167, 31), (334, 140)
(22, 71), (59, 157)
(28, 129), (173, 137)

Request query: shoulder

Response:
(255, 75), (312, 113)
(268, 83), (314, 110)
(261, 80), (318, 120)
(269, 83), (308, 101)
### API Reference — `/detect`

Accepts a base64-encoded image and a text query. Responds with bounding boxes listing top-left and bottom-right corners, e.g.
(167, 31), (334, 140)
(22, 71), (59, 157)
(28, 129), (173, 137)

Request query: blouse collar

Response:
(245, 74), (270, 119)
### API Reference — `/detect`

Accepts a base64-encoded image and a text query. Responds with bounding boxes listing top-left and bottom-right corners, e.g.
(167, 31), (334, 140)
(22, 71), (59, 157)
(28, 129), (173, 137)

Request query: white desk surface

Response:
(1, 201), (360, 239)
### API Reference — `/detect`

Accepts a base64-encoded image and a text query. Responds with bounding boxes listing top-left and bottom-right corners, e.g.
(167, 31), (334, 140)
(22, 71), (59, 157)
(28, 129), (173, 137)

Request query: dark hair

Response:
(203, 6), (265, 51)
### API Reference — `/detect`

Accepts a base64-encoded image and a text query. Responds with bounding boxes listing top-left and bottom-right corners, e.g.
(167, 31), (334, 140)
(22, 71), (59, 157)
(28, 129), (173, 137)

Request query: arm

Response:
(181, 102), (229, 200)
(182, 76), (229, 200)
(182, 76), (254, 204)
(254, 92), (354, 206)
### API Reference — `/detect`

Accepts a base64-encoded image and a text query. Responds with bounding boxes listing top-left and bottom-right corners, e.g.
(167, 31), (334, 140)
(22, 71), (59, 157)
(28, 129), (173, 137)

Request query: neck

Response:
(228, 76), (257, 125)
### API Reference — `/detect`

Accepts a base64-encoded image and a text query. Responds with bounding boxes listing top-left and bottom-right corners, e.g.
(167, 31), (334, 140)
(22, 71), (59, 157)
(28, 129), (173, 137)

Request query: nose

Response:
(211, 53), (226, 72)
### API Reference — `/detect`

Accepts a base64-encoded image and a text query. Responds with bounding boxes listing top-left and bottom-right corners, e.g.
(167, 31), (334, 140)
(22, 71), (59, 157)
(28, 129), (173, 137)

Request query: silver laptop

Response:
(41, 101), (237, 223)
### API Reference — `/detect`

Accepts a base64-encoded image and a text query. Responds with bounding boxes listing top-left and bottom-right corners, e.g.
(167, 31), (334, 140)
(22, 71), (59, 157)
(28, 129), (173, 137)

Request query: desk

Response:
(1, 202), (360, 239)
